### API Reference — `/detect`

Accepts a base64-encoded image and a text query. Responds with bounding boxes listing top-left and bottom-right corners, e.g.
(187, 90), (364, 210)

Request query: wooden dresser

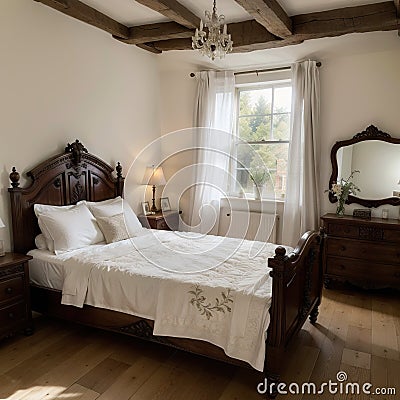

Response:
(0, 253), (33, 339)
(321, 213), (400, 289)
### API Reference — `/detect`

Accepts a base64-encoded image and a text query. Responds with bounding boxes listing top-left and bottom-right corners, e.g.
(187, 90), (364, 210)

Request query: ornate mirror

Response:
(329, 125), (400, 208)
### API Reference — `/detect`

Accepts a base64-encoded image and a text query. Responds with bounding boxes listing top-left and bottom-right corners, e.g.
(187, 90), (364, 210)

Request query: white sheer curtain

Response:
(282, 61), (321, 246)
(189, 71), (235, 234)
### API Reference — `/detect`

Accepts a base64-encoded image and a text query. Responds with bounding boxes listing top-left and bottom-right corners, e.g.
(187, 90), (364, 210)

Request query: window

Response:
(233, 81), (292, 199)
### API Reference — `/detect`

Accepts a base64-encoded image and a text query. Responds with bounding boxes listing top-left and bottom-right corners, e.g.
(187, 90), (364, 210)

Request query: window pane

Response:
(273, 86), (292, 113)
(235, 143), (289, 198)
(238, 116), (271, 141)
(239, 88), (272, 116)
(272, 113), (290, 140)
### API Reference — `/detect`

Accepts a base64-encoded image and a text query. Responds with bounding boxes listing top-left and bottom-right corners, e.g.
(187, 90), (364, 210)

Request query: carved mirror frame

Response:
(329, 125), (400, 208)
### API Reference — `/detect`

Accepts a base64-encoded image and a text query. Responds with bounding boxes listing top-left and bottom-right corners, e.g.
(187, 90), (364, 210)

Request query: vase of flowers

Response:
(250, 168), (268, 200)
(328, 170), (360, 216)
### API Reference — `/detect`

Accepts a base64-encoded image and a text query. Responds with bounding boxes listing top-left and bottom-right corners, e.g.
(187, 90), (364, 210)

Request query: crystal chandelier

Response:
(192, 0), (233, 60)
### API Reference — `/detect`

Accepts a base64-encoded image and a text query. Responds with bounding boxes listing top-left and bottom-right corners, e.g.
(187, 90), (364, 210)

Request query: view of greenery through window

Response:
(235, 83), (292, 199)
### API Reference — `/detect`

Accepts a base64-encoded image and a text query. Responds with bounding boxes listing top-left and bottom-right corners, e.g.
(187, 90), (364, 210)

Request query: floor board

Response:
(0, 287), (398, 400)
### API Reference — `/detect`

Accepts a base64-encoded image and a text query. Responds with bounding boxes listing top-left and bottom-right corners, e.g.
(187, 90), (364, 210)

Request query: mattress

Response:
(28, 244), (106, 291)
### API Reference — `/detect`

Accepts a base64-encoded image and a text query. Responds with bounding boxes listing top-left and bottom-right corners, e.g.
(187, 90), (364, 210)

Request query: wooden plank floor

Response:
(0, 287), (399, 400)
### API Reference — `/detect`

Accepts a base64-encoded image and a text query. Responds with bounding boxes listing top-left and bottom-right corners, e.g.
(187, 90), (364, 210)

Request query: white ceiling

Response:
(158, 31), (400, 71)
(80, 0), (390, 26)
(77, 1), (398, 70)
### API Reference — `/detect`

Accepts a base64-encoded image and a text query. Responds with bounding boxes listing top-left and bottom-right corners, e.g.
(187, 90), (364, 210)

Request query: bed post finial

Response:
(116, 162), (122, 179)
(10, 167), (20, 188)
(116, 162), (124, 197)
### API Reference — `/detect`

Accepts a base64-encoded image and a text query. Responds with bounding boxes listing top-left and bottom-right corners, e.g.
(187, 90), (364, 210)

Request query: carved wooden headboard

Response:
(8, 140), (124, 254)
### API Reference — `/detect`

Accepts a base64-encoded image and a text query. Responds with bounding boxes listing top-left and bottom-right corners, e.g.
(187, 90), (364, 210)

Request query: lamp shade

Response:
(142, 166), (166, 186)
(0, 217), (5, 228)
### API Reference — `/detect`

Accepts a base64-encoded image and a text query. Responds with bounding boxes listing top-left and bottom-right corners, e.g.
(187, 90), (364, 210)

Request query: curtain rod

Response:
(189, 62), (321, 78)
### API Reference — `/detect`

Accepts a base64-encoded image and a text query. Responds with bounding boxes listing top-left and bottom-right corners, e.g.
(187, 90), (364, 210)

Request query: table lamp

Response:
(142, 166), (166, 213)
(0, 217), (5, 256)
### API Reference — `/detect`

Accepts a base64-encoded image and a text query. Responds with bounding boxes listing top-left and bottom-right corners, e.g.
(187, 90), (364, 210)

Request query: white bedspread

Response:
(42, 230), (290, 370)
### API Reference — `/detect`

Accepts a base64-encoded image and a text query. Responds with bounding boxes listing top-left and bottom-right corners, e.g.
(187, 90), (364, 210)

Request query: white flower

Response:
(332, 184), (342, 196)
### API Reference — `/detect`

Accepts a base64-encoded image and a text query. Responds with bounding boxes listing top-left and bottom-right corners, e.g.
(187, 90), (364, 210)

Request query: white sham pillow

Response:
(80, 197), (143, 236)
(38, 203), (104, 255)
(34, 204), (78, 251)
(34, 234), (48, 251)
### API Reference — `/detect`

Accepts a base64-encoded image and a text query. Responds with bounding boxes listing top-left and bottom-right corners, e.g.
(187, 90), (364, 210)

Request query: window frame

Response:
(231, 79), (292, 200)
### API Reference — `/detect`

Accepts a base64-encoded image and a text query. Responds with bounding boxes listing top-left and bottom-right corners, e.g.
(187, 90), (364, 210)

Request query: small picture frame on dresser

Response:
(160, 197), (171, 212)
(141, 201), (150, 215)
(352, 208), (371, 220)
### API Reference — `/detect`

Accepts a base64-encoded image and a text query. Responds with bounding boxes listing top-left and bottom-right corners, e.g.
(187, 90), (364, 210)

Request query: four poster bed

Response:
(8, 140), (324, 397)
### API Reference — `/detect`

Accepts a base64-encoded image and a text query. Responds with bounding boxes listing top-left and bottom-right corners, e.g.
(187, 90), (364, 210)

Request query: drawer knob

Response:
(340, 265), (345, 270)
(6, 287), (13, 295)
(395, 272), (400, 278)
(8, 312), (15, 319)
(340, 246), (346, 251)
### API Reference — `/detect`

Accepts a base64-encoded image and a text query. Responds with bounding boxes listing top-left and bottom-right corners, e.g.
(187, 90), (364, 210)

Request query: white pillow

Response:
(38, 203), (104, 255)
(96, 214), (130, 244)
(34, 204), (76, 251)
(80, 197), (143, 236)
(34, 234), (48, 250)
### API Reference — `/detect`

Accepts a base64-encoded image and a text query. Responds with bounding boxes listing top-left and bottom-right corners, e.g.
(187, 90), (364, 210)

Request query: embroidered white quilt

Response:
(56, 230), (290, 371)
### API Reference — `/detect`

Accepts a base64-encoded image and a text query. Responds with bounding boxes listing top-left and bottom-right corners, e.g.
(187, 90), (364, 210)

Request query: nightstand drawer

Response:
(156, 219), (169, 230)
(0, 275), (24, 304)
(0, 301), (26, 327)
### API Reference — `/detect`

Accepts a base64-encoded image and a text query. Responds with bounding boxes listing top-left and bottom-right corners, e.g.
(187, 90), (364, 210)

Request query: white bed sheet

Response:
(28, 244), (107, 290)
(28, 229), (292, 371)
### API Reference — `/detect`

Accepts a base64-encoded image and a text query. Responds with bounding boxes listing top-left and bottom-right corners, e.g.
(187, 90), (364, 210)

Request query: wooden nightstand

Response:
(0, 253), (33, 339)
(138, 211), (180, 231)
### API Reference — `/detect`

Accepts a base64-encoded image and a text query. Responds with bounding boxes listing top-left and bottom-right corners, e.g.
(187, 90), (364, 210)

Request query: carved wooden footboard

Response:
(265, 230), (324, 395)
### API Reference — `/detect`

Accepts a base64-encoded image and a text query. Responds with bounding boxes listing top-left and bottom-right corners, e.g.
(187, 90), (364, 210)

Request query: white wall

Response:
(158, 45), (400, 233)
(319, 48), (400, 218)
(0, 0), (161, 251)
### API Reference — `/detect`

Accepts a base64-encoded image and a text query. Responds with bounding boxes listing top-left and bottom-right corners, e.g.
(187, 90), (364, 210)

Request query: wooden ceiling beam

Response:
(395, 0), (400, 35)
(33, 0), (129, 39)
(134, 0), (200, 29)
(146, 1), (399, 53)
(114, 22), (192, 45)
(233, 0), (292, 38)
(136, 43), (162, 54)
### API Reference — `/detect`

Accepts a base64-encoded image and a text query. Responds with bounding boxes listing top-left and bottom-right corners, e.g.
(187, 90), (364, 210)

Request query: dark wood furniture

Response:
(8, 140), (324, 397)
(321, 213), (400, 289)
(138, 211), (180, 231)
(0, 253), (33, 339)
(329, 125), (400, 208)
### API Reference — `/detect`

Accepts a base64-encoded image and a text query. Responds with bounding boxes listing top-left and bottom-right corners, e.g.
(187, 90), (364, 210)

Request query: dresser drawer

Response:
(0, 276), (24, 304)
(326, 257), (400, 284)
(0, 301), (26, 327)
(326, 223), (360, 239)
(326, 238), (400, 265)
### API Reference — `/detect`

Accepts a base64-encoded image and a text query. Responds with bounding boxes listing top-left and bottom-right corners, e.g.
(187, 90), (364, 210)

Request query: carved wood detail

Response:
(8, 140), (124, 254)
(120, 320), (168, 345)
(0, 264), (24, 278)
(359, 226), (384, 241)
